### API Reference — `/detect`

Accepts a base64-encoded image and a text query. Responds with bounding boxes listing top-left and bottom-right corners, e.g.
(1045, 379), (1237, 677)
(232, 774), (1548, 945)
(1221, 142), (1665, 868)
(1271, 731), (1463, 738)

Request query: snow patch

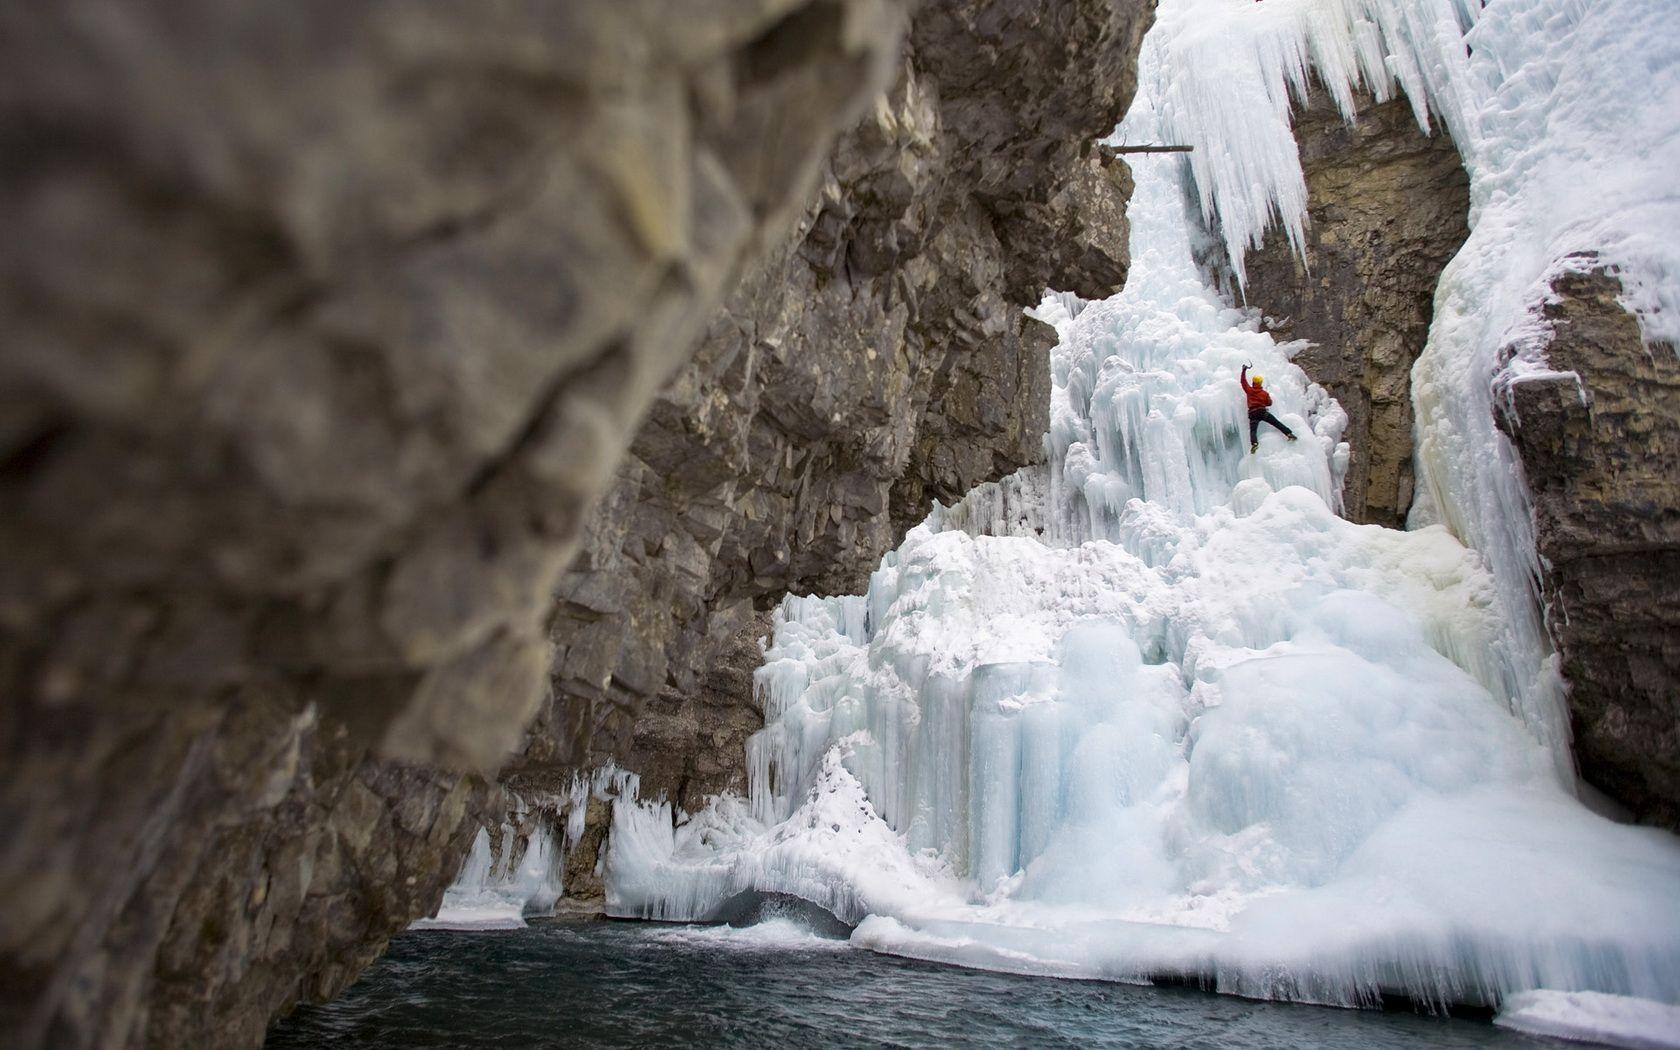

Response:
(1495, 991), (1680, 1050)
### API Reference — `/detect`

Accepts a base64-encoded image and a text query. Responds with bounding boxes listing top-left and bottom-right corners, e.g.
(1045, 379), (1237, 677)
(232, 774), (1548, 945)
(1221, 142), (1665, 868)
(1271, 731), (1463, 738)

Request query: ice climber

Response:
(1240, 364), (1296, 453)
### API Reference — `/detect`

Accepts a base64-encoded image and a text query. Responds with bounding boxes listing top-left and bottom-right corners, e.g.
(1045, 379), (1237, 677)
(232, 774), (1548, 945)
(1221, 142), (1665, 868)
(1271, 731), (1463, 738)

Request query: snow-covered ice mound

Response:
(607, 498), (1680, 1006)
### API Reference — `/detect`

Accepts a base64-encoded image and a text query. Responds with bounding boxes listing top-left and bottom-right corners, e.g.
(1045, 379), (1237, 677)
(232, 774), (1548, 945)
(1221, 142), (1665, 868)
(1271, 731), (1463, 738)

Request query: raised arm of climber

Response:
(1240, 364), (1297, 453)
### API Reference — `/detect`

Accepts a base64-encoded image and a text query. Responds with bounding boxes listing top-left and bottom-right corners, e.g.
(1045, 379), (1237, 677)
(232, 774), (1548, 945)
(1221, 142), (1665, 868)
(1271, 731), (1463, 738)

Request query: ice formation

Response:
(414, 768), (639, 930)
(1148, 0), (1484, 289)
(411, 821), (563, 931)
(605, 0), (1680, 1016)
(1495, 990), (1680, 1050)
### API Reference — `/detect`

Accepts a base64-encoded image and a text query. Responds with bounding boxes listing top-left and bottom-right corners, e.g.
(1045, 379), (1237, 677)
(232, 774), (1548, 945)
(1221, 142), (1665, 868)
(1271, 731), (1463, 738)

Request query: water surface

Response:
(267, 918), (1553, 1049)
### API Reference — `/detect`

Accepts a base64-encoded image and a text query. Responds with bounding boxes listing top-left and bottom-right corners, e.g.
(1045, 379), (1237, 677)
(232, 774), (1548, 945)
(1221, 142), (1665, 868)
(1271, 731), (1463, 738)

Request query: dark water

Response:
(267, 919), (1552, 1049)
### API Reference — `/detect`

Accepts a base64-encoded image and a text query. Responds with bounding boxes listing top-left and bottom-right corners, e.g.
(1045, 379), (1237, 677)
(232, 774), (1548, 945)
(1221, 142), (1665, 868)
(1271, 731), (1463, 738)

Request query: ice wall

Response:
(606, 0), (1680, 1014)
(1039, 92), (1348, 546)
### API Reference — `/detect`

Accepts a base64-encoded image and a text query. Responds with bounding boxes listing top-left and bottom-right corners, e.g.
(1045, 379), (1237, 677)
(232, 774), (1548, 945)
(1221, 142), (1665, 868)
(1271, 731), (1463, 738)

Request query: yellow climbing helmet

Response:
(1251, 373), (1264, 386)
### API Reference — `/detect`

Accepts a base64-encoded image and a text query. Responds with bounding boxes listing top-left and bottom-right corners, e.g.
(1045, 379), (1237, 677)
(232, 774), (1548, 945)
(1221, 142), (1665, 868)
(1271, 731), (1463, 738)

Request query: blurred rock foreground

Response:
(0, 0), (1150, 1046)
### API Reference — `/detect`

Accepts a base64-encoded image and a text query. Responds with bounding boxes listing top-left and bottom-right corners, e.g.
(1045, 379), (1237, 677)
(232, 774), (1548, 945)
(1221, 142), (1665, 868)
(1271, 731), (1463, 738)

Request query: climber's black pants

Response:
(1248, 408), (1293, 445)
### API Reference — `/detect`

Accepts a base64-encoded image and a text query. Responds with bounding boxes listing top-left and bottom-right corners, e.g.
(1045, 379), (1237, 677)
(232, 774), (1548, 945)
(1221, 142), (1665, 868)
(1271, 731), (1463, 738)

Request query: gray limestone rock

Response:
(1494, 261), (1680, 829)
(0, 0), (1159, 1043)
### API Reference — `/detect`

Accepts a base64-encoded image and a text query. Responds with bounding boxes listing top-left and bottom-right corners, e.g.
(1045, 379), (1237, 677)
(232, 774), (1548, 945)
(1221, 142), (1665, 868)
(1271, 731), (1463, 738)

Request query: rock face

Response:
(0, 1), (909, 1046)
(509, 0), (1152, 869)
(1494, 261), (1680, 829)
(1233, 85), (1469, 527)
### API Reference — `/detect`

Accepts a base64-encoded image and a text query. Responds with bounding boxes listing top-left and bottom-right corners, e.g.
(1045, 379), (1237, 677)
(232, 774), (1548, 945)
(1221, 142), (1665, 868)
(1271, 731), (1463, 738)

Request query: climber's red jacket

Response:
(1240, 366), (1272, 411)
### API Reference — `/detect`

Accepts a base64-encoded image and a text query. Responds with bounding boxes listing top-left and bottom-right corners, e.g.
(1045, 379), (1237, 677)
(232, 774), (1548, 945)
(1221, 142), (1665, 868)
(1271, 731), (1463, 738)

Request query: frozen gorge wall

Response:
(413, 767), (642, 931)
(1136, 0), (1563, 768)
(1409, 0), (1680, 827)
(606, 0), (1680, 1013)
(1176, 0), (1680, 824)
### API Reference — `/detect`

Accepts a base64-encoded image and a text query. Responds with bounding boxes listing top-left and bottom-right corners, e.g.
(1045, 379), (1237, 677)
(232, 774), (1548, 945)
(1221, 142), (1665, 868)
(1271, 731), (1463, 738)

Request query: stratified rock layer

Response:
(0, 1), (908, 1046)
(1235, 86), (1469, 527)
(514, 0), (1152, 849)
(1495, 261), (1680, 829)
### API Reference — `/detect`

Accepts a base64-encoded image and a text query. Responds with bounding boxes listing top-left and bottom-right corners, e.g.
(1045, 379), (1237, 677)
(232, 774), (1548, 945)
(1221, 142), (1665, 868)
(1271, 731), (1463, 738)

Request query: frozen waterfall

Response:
(604, 0), (1680, 1013)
